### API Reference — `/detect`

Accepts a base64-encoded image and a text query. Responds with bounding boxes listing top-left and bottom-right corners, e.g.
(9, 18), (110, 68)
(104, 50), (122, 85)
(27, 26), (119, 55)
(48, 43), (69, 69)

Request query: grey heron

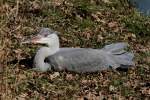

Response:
(22, 28), (134, 73)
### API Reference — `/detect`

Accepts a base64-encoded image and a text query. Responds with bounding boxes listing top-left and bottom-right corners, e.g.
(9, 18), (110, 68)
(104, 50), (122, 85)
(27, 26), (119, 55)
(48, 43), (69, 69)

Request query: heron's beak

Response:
(22, 35), (43, 44)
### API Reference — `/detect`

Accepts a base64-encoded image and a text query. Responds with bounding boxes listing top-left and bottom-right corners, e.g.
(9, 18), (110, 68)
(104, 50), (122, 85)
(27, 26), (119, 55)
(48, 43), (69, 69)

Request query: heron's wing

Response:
(46, 48), (109, 73)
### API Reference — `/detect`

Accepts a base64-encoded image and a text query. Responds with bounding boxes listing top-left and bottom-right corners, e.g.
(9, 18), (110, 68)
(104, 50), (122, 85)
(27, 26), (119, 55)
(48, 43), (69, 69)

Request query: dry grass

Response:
(0, 0), (150, 99)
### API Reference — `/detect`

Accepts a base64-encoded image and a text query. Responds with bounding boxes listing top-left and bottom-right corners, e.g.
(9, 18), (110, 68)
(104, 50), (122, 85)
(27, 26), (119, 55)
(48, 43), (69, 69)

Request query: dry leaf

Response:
(141, 87), (150, 95)
(108, 21), (118, 28)
(81, 29), (93, 40)
(66, 74), (74, 80)
(109, 85), (115, 92)
(97, 34), (104, 42)
(61, 37), (68, 42)
(102, 0), (112, 4)
(124, 32), (136, 40)
(51, 0), (65, 6)
(0, 63), (3, 73)
(50, 72), (60, 80)
(91, 13), (100, 22)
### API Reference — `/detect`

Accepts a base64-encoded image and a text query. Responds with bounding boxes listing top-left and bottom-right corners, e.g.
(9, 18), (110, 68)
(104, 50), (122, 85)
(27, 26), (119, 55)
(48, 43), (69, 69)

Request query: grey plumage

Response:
(46, 43), (134, 73)
(22, 28), (134, 73)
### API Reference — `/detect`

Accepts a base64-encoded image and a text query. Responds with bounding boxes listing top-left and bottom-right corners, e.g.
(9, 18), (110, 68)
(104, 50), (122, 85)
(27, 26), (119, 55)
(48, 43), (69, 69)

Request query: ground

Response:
(0, 0), (150, 99)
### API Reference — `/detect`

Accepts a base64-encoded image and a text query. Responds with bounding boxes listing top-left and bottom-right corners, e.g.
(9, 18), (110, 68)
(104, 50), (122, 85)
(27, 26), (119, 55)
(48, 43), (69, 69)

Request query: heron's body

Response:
(22, 28), (134, 73)
(46, 48), (108, 72)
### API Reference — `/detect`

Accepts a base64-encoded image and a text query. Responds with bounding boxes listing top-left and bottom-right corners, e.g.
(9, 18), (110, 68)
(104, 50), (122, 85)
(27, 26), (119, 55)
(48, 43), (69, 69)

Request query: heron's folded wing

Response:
(47, 48), (109, 73)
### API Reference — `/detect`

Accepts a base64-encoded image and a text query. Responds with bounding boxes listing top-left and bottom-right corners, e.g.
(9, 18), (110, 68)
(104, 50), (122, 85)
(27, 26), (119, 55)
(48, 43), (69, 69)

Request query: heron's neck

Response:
(46, 33), (60, 55)
(34, 36), (59, 71)
(47, 39), (59, 53)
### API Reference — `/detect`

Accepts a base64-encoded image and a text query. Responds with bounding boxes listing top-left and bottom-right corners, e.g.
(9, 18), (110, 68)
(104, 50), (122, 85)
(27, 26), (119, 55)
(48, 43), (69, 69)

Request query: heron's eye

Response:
(42, 33), (49, 37)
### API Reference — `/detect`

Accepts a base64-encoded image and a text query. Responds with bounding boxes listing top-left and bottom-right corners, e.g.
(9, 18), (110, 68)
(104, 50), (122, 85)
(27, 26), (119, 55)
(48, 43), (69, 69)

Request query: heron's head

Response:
(22, 28), (59, 45)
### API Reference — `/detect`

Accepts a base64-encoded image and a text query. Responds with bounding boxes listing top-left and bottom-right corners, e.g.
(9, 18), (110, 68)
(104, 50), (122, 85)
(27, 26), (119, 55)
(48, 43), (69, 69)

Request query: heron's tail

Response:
(102, 43), (134, 69)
